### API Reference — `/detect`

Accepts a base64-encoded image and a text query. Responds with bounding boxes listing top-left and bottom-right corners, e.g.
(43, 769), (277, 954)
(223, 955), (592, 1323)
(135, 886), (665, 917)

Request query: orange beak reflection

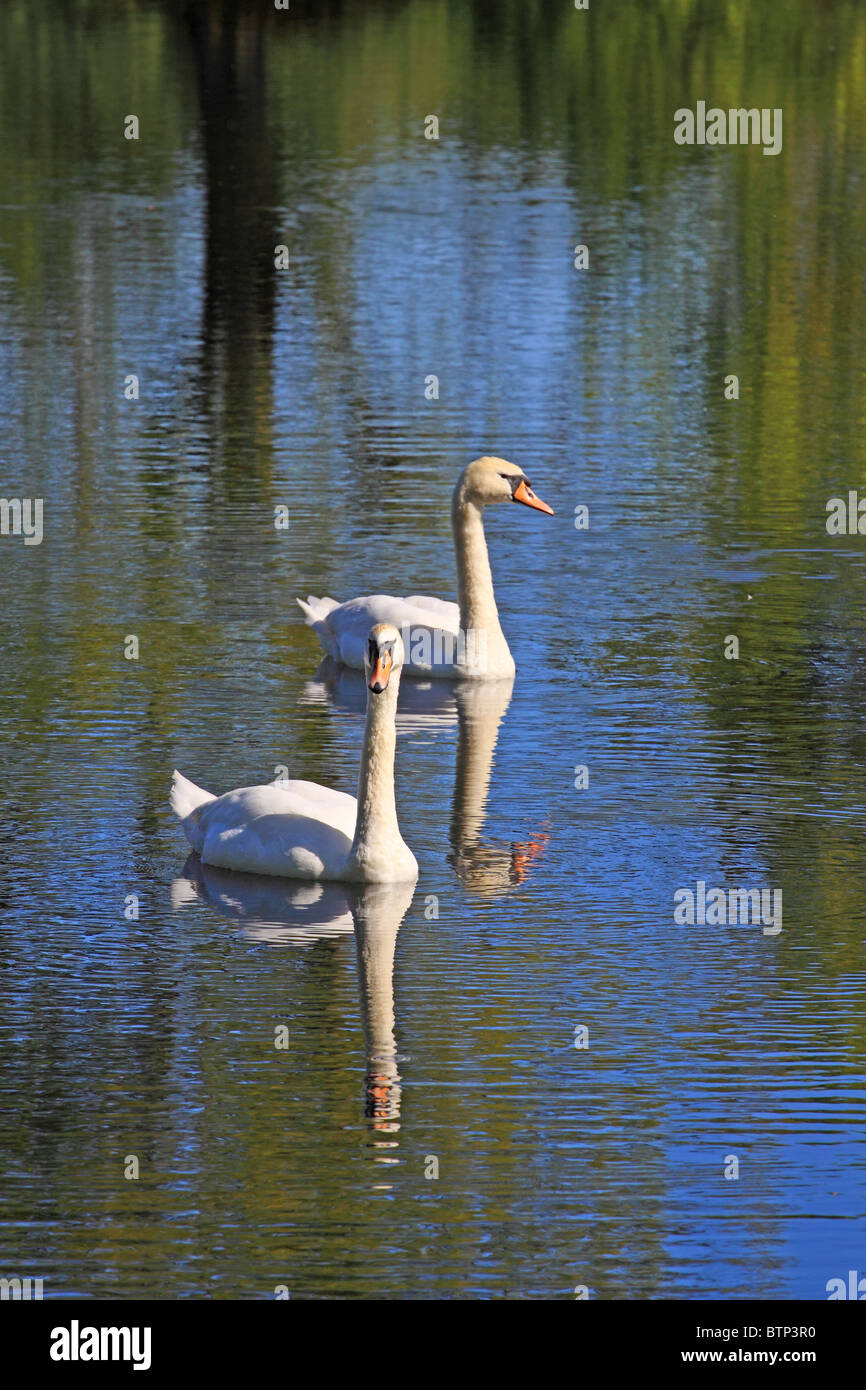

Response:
(369, 651), (393, 692)
(513, 478), (554, 515)
(511, 825), (551, 884)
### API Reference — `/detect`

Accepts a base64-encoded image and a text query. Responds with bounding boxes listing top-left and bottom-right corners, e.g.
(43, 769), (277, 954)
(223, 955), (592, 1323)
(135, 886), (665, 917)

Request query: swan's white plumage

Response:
(184, 779), (358, 880)
(169, 770), (216, 851)
(170, 625), (418, 884)
(297, 457), (553, 679)
(300, 593), (461, 674)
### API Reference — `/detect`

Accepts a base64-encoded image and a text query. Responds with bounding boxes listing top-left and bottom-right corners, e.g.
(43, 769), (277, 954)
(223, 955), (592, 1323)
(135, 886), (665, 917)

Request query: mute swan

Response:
(298, 456), (553, 680)
(169, 624), (418, 883)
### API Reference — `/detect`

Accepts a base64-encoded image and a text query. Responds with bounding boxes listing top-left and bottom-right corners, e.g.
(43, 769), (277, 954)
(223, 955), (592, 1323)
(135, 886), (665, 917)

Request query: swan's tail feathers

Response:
(296, 595), (339, 658)
(170, 770), (216, 852)
(297, 594), (340, 624)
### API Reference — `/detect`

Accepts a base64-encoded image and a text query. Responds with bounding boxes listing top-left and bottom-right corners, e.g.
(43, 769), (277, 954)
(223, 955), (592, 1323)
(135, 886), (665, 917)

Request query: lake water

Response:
(1, 0), (864, 1299)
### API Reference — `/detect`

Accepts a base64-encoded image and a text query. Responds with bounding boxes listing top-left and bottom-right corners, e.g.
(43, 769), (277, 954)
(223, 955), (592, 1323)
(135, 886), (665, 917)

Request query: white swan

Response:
(169, 624), (418, 883)
(298, 456), (553, 679)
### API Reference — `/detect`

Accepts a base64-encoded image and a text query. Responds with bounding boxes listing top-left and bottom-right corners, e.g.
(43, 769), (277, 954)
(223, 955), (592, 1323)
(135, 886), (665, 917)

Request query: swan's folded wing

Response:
(323, 594), (461, 668)
(282, 778), (357, 816)
(196, 781), (357, 879)
(402, 596), (461, 629)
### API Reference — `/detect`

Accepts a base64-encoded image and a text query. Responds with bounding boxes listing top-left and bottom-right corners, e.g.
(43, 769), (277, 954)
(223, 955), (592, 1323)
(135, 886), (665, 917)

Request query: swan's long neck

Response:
(451, 487), (513, 674)
(349, 675), (405, 874)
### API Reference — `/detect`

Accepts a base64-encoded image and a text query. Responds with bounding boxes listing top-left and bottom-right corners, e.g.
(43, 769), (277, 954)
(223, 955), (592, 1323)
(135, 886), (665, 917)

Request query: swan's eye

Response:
(499, 472), (528, 497)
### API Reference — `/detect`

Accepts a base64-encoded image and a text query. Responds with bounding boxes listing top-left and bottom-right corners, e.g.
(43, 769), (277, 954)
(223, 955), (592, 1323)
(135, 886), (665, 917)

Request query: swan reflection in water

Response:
(172, 856), (413, 1125)
(302, 661), (550, 895)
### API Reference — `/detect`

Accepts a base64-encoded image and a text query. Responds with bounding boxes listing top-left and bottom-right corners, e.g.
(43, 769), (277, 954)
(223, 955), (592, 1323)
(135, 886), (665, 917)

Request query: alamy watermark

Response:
(0, 497), (43, 545)
(674, 880), (782, 935)
(674, 103), (782, 157)
(0, 1275), (43, 1299)
(50, 1321), (152, 1371)
(826, 1269), (866, 1300)
(826, 492), (866, 535)
(400, 623), (488, 671)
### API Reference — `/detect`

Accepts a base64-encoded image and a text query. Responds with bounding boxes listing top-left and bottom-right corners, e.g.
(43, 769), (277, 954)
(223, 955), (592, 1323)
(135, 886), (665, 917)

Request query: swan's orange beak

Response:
(514, 478), (554, 515)
(369, 651), (392, 693)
